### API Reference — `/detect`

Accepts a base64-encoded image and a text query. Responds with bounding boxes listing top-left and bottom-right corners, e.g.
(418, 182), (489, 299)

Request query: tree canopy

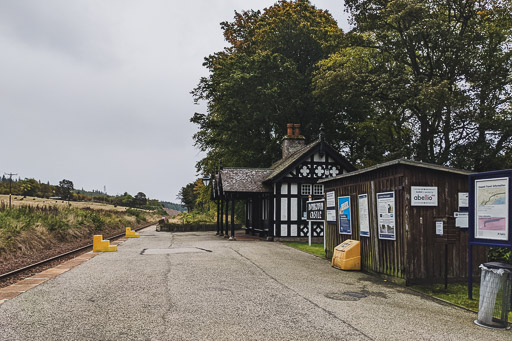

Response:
(192, 0), (512, 173)
(191, 0), (344, 173)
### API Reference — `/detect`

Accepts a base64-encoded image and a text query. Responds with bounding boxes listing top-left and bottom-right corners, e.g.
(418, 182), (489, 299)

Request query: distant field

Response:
(0, 194), (130, 211)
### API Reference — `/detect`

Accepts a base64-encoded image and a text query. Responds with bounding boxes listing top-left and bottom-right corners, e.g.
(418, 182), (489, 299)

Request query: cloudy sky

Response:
(0, 0), (350, 202)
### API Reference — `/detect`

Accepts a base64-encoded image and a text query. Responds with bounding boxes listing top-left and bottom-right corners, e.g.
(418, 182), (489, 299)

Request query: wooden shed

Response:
(319, 159), (486, 285)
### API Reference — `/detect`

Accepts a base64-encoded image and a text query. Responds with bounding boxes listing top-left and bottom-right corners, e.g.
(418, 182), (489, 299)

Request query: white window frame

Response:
(301, 184), (312, 196)
(313, 184), (324, 196)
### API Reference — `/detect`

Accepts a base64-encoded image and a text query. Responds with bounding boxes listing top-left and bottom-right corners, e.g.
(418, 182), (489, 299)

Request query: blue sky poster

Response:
(338, 196), (351, 235)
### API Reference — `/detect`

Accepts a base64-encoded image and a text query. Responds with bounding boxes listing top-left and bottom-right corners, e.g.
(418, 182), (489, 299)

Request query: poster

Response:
(377, 192), (396, 240)
(411, 186), (438, 206)
(458, 192), (468, 210)
(326, 191), (336, 208)
(454, 212), (468, 228)
(358, 194), (370, 237)
(326, 209), (336, 223)
(436, 221), (443, 236)
(475, 178), (508, 241)
(338, 196), (351, 235)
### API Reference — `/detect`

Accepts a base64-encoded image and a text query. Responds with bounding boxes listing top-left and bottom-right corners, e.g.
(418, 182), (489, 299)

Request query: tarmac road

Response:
(0, 226), (510, 340)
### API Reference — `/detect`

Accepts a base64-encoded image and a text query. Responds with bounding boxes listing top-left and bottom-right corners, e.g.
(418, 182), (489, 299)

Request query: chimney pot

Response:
(293, 124), (301, 137)
(287, 123), (293, 136)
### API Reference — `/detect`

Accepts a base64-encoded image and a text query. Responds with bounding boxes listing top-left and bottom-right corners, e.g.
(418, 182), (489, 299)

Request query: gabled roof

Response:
(220, 168), (273, 193)
(265, 139), (356, 182)
(318, 158), (471, 183)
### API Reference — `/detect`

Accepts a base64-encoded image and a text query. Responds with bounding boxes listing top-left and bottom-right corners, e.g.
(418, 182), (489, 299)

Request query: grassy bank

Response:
(0, 204), (161, 256)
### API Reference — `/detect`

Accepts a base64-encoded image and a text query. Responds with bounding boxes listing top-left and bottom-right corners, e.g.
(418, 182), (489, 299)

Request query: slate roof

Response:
(265, 139), (356, 182)
(318, 158), (471, 184)
(220, 168), (273, 193)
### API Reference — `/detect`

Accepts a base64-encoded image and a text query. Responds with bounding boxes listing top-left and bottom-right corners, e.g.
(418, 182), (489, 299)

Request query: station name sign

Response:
(306, 200), (325, 221)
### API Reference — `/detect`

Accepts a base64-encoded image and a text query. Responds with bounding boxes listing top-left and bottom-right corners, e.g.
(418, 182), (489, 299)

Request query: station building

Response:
(213, 124), (355, 240)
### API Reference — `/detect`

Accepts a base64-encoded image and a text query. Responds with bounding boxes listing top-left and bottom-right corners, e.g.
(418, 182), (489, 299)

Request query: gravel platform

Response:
(0, 227), (509, 340)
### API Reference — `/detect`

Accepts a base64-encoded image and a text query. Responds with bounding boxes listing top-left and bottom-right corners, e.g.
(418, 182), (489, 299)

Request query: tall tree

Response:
(58, 179), (74, 200)
(332, 0), (512, 168)
(191, 0), (344, 174)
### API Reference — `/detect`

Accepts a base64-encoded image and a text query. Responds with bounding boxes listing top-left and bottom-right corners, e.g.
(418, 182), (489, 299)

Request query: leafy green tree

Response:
(19, 178), (40, 197)
(333, 0), (512, 168)
(192, 0), (345, 174)
(177, 182), (198, 212)
(58, 179), (74, 200)
(134, 192), (147, 208)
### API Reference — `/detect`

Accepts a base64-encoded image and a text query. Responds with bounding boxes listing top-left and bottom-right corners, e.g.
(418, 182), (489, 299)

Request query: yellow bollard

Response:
(125, 227), (140, 238)
(93, 235), (117, 252)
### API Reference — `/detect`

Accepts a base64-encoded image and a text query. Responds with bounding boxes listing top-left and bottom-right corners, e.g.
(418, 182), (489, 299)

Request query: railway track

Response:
(0, 222), (157, 283)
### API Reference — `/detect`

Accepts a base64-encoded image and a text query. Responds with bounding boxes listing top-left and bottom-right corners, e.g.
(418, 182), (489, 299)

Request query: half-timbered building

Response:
(213, 124), (355, 240)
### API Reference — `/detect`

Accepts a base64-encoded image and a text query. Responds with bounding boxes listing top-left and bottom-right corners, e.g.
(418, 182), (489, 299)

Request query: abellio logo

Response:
(414, 195), (434, 201)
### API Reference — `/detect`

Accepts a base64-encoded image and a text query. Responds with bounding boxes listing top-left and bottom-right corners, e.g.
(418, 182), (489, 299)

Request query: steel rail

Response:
(0, 222), (157, 281)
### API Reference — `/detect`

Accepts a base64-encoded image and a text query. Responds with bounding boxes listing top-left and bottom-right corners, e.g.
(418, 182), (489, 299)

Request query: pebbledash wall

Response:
(319, 159), (487, 285)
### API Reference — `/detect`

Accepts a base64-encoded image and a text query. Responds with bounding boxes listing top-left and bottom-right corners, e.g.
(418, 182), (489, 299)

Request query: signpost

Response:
(306, 198), (325, 246)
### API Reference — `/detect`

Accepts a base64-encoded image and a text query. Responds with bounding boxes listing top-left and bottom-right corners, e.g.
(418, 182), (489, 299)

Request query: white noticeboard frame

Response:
(377, 191), (396, 240)
(475, 177), (509, 241)
(458, 192), (468, 210)
(326, 191), (336, 208)
(358, 194), (370, 237)
(326, 209), (336, 223)
(436, 221), (443, 236)
(411, 186), (438, 206)
(454, 212), (468, 228)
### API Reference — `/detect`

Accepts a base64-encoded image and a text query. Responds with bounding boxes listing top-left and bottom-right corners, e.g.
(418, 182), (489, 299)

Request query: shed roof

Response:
(220, 168), (273, 193)
(318, 159), (471, 183)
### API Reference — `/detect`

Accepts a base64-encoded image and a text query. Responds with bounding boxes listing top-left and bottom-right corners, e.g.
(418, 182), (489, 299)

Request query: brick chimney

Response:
(282, 123), (305, 160)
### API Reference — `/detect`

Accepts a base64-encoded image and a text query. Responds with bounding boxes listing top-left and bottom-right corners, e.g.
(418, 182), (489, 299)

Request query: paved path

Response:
(0, 227), (510, 340)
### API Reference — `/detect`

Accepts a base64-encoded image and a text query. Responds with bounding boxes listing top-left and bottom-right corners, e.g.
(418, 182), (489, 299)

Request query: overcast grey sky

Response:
(0, 0), (350, 202)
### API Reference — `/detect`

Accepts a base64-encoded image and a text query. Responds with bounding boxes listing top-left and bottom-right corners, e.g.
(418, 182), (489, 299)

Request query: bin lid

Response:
(482, 262), (512, 271)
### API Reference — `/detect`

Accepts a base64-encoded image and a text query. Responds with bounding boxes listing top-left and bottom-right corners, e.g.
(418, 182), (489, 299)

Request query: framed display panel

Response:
(376, 191), (396, 240)
(358, 194), (370, 237)
(338, 196), (351, 235)
(467, 170), (512, 299)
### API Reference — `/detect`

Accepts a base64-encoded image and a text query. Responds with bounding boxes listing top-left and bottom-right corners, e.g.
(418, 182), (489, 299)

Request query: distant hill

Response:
(160, 201), (186, 212)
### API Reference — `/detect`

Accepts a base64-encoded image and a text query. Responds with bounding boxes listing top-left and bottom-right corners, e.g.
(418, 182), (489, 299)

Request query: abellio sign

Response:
(411, 186), (438, 206)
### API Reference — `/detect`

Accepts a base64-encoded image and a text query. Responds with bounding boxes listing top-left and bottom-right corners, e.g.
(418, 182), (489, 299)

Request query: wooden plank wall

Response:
(325, 164), (487, 284)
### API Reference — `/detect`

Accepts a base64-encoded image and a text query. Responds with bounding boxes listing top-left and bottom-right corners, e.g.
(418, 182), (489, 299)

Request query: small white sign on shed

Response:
(411, 186), (438, 206)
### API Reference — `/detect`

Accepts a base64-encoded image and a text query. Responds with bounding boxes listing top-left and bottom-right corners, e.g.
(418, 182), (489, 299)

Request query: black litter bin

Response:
(474, 262), (512, 329)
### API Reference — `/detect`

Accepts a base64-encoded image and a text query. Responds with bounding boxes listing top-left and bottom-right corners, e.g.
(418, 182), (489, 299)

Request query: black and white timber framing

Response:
(213, 124), (356, 239)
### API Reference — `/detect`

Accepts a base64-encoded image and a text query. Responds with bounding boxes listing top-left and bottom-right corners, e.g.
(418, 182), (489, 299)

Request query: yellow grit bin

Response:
(332, 240), (361, 271)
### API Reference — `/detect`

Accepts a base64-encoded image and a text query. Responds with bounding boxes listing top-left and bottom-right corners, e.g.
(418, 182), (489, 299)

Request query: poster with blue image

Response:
(338, 196), (351, 235)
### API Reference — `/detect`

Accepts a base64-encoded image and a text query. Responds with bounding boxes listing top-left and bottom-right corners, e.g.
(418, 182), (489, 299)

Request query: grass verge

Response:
(412, 282), (512, 322)
(281, 242), (326, 258)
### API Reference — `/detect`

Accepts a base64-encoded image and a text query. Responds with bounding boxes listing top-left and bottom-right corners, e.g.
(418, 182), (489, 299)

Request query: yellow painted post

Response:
(93, 235), (117, 252)
(125, 227), (140, 238)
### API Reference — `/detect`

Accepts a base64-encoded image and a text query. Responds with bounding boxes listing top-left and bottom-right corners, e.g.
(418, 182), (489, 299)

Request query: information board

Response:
(377, 192), (396, 240)
(326, 209), (336, 223)
(358, 194), (370, 237)
(458, 192), (468, 211)
(475, 177), (508, 241)
(338, 196), (351, 235)
(326, 191), (336, 208)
